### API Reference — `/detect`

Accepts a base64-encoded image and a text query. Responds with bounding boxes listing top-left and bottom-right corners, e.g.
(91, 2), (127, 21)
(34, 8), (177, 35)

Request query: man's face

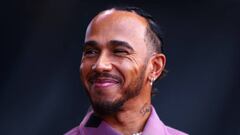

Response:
(80, 10), (151, 115)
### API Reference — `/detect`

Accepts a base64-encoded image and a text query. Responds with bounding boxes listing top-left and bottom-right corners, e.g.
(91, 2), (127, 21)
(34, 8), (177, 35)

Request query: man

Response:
(66, 6), (187, 135)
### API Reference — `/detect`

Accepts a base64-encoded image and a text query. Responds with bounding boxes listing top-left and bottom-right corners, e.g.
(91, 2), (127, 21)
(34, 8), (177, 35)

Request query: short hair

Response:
(112, 6), (164, 53)
(111, 6), (167, 79)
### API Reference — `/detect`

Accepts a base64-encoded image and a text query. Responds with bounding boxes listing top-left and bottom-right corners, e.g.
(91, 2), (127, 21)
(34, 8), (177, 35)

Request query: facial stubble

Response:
(84, 63), (148, 116)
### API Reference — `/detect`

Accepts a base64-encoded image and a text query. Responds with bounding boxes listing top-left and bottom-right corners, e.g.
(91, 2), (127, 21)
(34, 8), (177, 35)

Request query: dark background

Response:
(1, 0), (240, 135)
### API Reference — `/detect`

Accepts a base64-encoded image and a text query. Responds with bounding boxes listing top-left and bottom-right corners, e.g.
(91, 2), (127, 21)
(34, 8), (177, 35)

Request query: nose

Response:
(92, 52), (112, 72)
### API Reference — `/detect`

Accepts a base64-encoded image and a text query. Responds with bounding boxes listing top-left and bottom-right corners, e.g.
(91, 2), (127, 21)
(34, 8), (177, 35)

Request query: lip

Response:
(92, 78), (120, 89)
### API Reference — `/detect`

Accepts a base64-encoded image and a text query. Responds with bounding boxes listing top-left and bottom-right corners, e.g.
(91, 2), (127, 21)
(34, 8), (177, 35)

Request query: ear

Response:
(149, 53), (166, 80)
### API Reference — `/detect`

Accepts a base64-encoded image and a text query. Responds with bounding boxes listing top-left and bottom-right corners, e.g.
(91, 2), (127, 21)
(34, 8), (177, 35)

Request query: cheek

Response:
(114, 57), (140, 84)
(79, 61), (92, 85)
(123, 63), (138, 76)
(79, 64), (84, 80)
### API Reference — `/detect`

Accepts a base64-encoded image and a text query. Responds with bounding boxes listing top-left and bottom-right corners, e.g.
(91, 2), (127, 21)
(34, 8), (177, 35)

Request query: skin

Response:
(80, 9), (166, 135)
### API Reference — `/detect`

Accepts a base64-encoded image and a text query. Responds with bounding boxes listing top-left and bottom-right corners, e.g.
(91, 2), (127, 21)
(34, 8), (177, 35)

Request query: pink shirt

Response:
(65, 106), (188, 135)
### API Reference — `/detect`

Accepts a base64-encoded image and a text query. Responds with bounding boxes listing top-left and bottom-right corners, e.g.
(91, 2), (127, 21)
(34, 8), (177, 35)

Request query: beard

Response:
(87, 64), (147, 116)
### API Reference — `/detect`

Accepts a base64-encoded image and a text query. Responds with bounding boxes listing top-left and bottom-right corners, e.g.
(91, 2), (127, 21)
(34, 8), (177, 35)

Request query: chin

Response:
(91, 97), (126, 115)
(92, 94), (121, 104)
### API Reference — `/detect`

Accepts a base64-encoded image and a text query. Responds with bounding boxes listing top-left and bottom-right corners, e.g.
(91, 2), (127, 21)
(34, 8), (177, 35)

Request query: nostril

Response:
(91, 62), (112, 72)
(91, 53), (112, 72)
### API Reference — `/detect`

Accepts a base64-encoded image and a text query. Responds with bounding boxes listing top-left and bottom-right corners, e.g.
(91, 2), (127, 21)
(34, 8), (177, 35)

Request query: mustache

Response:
(88, 72), (122, 83)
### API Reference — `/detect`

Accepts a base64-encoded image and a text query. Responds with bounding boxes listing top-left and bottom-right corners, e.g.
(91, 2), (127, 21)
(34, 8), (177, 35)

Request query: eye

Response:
(83, 48), (99, 57)
(113, 49), (129, 55)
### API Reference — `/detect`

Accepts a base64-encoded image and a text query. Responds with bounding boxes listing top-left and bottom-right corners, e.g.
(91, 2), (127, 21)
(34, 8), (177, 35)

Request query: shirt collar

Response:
(142, 106), (167, 135)
(77, 106), (187, 135)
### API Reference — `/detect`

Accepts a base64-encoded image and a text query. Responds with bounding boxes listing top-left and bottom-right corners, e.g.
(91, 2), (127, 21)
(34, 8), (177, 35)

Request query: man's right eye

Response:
(83, 49), (98, 57)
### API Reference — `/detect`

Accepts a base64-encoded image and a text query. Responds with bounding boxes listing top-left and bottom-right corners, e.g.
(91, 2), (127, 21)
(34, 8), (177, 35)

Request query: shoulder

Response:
(146, 106), (188, 135)
(64, 126), (80, 135)
(166, 126), (188, 135)
(64, 110), (94, 135)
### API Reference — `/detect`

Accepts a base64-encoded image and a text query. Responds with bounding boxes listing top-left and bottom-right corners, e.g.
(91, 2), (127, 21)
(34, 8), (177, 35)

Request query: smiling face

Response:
(80, 10), (156, 115)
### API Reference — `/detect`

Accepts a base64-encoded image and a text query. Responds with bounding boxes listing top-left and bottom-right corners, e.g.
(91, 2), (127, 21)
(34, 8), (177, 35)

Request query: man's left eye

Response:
(113, 49), (129, 55)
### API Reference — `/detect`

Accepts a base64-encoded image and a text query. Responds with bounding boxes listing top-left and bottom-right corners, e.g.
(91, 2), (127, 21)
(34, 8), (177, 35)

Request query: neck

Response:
(100, 96), (152, 135)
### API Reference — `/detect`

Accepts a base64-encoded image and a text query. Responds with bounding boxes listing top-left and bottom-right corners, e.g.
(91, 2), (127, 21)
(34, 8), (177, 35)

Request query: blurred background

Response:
(1, 0), (240, 135)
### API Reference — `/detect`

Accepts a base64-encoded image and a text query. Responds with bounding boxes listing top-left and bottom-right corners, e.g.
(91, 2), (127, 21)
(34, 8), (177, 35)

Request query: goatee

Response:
(90, 64), (147, 116)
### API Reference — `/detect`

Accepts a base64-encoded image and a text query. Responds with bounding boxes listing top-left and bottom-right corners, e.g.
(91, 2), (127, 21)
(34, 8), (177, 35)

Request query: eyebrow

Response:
(109, 40), (134, 51)
(83, 40), (134, 51)
(84, 40), (98, 48)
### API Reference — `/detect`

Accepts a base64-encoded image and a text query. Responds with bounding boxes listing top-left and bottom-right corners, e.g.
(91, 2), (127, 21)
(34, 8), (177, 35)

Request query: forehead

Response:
(91, 9), (148, 29)
(85, 10), (149, 49)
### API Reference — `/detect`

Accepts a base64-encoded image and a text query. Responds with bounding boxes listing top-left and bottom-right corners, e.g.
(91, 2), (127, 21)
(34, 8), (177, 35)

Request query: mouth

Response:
(88, 72), (122, 90)
(92, 78), (120, 89)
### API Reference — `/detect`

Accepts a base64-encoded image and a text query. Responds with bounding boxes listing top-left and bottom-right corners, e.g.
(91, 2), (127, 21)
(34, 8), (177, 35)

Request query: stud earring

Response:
(150, 77), (155, 86)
